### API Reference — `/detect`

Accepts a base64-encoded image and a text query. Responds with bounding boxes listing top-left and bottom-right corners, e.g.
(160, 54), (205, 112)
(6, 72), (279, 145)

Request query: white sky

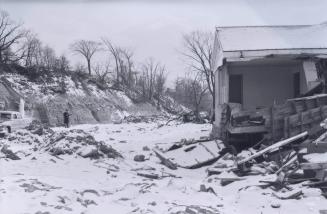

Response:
(1, 0), (327, 85)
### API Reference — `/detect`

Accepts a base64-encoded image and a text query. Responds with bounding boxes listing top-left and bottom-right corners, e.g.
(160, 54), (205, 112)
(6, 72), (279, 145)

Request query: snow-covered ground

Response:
(0, 122), (326, 214)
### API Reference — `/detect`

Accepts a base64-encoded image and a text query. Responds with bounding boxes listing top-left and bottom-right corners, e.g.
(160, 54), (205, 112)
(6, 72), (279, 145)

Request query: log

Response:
(237, 132), (308, 166)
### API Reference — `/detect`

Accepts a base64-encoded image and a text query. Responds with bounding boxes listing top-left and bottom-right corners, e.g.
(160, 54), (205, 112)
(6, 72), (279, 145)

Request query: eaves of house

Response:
(212, 23), (327, 70)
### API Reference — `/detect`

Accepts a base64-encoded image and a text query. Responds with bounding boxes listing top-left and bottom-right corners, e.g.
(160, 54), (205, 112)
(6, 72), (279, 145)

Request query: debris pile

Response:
(0, 126), (122, 160)
(123, 115), (168, 123)
(207, 128), (327, 200)
(25, 120), (54, 136)
(44, 129), (123, 159)
(153, 123), (327, 204)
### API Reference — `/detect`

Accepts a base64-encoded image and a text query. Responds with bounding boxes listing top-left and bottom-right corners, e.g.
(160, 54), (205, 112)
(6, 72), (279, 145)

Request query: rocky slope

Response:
(1, 73), (185, 126)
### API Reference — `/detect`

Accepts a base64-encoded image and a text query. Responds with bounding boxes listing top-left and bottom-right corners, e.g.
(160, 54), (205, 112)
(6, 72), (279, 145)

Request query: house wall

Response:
(227, 60), (305, 110)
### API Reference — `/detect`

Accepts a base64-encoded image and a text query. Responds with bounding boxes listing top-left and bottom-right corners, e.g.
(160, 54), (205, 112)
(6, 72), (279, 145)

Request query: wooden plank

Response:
(283, 117), (289, 138)
(300, 162), (327, 170)
(237, 131), (308, 166)
(270, 105), (275, 140)
(228, 125), (267, 134)
(302, 180), (327, 187)
(288, 106), (327, 127)
(153, 149), (177, 170)
(288, 94), (327, 102)
(307, 143), (327, 153)
(137, 172), (159, 179)
(300, 113), (304, 132)
(290, 101), (298, 114)
(275, 154), (298, 174)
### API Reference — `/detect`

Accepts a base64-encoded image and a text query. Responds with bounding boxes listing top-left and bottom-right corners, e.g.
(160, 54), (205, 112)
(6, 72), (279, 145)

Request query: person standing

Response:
(63, 109), (71, 128)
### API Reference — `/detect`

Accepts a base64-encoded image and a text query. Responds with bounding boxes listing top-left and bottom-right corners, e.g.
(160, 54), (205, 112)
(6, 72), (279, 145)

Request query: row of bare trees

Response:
(24, 34), (70, 73)
(0, 10), (168, 104)
(70, 38), (167, 102)
(0, 9), (214, 114)
(0, 11), (27, 64)
(0, 10), (70, 74)
(171, 31), (215, 120)
(172, 73), (208, 117)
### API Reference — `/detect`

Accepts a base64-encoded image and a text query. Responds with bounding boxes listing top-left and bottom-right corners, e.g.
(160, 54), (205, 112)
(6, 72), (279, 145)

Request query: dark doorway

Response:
(293, 72), (300, 98)
(229, 74), (243, 104)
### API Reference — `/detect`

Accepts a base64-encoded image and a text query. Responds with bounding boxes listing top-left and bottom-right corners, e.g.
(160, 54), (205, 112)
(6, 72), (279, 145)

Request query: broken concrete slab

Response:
(160, 140), (224, 169)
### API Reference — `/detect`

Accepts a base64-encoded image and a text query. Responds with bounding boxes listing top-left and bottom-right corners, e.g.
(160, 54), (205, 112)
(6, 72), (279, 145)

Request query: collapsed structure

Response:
(211, 23), (327, 150)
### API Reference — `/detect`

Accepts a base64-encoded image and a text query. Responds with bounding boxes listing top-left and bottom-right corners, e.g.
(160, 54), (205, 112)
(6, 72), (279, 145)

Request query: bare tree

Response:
(93, 61), (111, 86)
(0, 10), (28, 64)
(102, 38), (139, 89)
(190, 74), (208, 119)
(41, 45), (56, 71)
(23, 33), (42, 67)
(174, 73), (208, 120)
(102, 38), (126, 87)
(70, 40), (101, 75)
(55, 54), (70, 73)
(121, 48), (135, 88)
(183, 31), (214, 111)
(154, 64), (167, 106)
(138, 58), (166, 101)
(74, 63), (87, 75)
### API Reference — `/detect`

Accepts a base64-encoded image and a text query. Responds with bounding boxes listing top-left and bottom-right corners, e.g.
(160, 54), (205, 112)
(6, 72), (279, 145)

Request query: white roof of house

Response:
(216, 23), (327, 52)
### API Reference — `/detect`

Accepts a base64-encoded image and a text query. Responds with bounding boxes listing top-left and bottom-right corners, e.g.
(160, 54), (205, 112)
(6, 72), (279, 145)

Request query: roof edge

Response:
(215, 24), (312, 30)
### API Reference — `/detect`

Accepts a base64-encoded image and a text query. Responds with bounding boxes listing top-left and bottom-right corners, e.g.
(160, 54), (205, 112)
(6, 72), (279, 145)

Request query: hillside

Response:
(0, 66), (186, 126)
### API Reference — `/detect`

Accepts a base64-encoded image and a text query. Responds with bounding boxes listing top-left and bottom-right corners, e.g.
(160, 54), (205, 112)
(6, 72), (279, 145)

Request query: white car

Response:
(0, 111), (32, 136)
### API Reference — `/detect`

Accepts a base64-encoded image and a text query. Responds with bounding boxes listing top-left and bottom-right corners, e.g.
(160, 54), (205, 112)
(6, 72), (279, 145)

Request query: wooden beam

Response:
(237, 131), (308, 166)
(270, 105), (275, 140)
(300, 162), (327, 170)
(153, 149), (177, 170)
(228, 125), (267, 134)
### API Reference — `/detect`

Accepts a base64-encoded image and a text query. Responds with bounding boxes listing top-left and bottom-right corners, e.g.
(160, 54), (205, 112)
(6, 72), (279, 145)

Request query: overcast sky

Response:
(1, 0), (327, 85)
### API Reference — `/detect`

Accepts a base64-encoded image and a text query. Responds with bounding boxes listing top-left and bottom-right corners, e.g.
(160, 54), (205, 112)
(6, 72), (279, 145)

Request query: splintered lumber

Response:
(307, 142), (327, 153)
(302, 180), (327, 187)
(137, 172), (159, 179)
(217, 177), (246, 186)
(275, 153), (298, 174)
(153, 149), (177, 170)
(237, 132), (308, 166)
(300, 162), (327, 170)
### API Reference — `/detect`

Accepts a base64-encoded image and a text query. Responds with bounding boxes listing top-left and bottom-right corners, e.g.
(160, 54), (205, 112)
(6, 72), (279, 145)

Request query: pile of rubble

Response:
(123, 115), (169, 123)
(152, 123), (327, 204)
(0, 121), (122, 160)
(206, 129), (327, 200)
(45, 129), (122, 159)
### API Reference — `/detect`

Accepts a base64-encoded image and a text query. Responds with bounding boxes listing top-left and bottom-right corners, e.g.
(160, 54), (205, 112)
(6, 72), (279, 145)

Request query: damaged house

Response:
(211, 23), (327, 151)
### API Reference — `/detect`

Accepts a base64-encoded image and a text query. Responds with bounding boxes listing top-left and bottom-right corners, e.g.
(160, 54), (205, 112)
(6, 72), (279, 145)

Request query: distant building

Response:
(211, 23), (327, 132)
